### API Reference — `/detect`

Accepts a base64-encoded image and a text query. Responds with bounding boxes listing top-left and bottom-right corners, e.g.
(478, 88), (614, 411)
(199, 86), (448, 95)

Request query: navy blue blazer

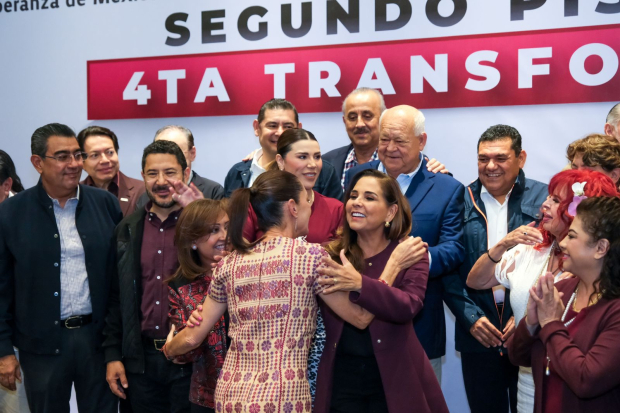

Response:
(345, 158), (469, 359)
(0, 180), (123, 357)
(223, 158), (343, 199)
(322, 144), (353, 188)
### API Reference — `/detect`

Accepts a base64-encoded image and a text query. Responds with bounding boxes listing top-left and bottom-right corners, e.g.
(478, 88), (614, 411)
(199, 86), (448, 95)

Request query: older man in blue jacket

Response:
(345, 105), (482, 380)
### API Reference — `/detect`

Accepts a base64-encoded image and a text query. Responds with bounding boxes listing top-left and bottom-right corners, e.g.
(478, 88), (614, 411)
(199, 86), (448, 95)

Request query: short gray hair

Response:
(379, 108), (426, 137)
(154, 125), (194, 149)
(341, 87), (386, 114)
(607, 103), (620, 131)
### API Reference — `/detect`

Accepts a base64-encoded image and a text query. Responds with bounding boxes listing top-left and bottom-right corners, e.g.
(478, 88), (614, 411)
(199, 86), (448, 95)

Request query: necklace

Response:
(545, 285), (578, 376)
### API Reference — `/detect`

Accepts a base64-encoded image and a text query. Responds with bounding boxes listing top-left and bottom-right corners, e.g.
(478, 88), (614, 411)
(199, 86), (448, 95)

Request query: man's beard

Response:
(146, 184), (177, 209)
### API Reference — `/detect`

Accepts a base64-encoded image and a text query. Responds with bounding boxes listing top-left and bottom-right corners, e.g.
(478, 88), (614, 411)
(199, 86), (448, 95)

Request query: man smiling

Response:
(104, 140), (192, 413)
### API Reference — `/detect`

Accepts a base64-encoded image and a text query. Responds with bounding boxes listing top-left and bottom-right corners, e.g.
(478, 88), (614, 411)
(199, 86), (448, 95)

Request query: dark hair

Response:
(171, 199), (228, 282)
(477, 125), (523, 156)
(257, 99), (299, 125)
(0, 150), (24, 193)
(325, 169), (412, 273)
(31, 123), (76, 157)
(141, 140), (187, 172)
(267, 128), (318, 171)
(77, 126), (120, 152)
(575, 196), (620, 300)
(227, 170), (304, 253)
(154, 125), (194, 149)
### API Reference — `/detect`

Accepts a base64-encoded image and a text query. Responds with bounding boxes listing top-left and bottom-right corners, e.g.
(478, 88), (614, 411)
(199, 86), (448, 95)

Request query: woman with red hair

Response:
(467, 169), (619, 413)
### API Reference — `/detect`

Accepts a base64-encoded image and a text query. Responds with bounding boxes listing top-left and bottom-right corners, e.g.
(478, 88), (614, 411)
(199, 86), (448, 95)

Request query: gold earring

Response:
(385, 221), (391, 228)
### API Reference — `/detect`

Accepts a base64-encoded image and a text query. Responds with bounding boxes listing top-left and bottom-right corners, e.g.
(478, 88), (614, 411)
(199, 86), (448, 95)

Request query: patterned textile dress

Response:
(169, 274), (227, 409)
(208, 236), (326, 413)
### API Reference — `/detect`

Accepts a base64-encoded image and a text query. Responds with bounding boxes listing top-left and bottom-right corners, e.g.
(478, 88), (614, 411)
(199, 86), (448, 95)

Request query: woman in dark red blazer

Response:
(510, 196), (620, 413)
(314, 169), (449, 413)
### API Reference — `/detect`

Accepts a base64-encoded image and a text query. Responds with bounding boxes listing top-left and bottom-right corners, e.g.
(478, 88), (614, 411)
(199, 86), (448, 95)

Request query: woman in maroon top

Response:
(314, 169), (448, 413)
(167, 199), (229, 413)
(510, 196), (620, 413)
(243, 128), (343, 245)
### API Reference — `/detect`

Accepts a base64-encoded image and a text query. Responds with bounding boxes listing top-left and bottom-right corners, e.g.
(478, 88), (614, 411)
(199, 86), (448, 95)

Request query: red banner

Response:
(87, 25), (620, 120)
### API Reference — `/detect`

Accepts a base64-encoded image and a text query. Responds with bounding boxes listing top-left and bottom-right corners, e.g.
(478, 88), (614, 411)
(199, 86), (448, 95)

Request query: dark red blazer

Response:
(81, 171), (145, 217)
(509, 277), (620, 413)
(314, 241), (449, 413)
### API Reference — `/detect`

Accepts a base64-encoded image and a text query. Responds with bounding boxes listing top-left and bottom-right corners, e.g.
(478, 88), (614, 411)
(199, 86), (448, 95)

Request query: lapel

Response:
(404, 159), (435, 213)
(190, 170), (206, 192)
(117, 172), (134, 217)
(235, 162), (252, 188)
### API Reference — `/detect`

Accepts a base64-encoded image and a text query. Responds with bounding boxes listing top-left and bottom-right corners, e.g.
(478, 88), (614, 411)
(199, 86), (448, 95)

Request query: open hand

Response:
(501, 221), (543, 249)
(169, 180), (204, 207)
(317, 250), (363, 294)
(532, 272), (565, 328)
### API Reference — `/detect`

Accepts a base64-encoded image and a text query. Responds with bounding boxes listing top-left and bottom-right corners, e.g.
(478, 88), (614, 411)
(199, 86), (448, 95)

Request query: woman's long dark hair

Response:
(228, 170), (304, 254)
(0, 150), (24, 193)
(170, 199), (228, 283)
(576, 196), (620, 300)
(325, 169), (412, 273)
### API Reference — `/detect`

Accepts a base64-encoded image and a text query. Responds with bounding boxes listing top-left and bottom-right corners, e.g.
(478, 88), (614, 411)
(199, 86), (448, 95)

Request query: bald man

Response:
(605, 103), (620, 142)
(345, 106), (482, 383)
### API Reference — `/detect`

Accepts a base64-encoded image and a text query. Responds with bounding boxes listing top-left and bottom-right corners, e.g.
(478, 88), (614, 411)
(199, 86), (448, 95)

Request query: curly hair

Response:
(575, 196), (620, 300)
(537, 170), (618, 250)
(566, 134), (620, 175)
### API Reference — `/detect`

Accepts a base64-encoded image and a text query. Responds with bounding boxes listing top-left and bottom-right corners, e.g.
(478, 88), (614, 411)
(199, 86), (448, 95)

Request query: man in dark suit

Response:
(0, 123), (122, 413)
(136, 125), (224, 210)
(345, 106), (481, 381)
(78, 125), (145, 217)
(223, 98), (342, 199)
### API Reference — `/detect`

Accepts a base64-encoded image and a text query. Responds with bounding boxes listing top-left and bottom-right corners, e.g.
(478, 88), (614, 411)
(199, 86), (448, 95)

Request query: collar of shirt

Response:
(480, 185), (513, 207)
(84, 172), (120, 197)
(378, 153), (424, 194)
(187, 170), (194, 186)
(249, 148), (266, 186)
(8, 191), (14, 198)
(344, 147), (379, 168)
(145, 202), (183, 228)
(48, 185), (80, 206)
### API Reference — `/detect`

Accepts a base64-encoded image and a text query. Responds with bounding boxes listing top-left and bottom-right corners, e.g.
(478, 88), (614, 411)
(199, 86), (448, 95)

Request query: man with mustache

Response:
(0, 123), (122, 413)
(323, 87), (447, 195)
(103, 140), (193, 413)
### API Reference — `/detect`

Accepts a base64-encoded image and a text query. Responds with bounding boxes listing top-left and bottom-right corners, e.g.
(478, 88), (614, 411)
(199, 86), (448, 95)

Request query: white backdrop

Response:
(1, 1), (618, 412)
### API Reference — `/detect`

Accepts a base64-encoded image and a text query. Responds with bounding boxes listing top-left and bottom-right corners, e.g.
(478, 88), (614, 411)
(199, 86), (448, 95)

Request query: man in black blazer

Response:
(136, 125), (224, 210)
(0, 123), (122, 413)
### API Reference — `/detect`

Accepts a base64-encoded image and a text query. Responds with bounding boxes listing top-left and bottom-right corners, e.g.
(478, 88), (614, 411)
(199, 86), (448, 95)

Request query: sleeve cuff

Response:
(104, 347), (123, 364)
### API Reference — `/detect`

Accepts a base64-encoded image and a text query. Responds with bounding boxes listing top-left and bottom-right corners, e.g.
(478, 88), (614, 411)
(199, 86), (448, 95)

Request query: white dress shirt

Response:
(248, 149), (267, 187)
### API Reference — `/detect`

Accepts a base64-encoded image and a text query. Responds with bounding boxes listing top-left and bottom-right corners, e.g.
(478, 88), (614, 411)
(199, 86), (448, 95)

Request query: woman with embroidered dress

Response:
(467, 169), (618, 413)
(509, 196), (620, 412)
(167, 199), (229, 413)
(162, 170), (389, 413)
(241, 128), (344, 399)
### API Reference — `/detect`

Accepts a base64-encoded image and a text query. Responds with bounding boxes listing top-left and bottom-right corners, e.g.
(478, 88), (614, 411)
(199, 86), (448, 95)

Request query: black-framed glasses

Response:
(43, 152), (87, 164)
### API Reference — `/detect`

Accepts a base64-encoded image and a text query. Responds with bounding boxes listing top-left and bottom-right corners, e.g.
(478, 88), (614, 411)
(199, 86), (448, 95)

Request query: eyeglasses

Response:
(43, 152), (87, 164)
(87, 149), (116, 161)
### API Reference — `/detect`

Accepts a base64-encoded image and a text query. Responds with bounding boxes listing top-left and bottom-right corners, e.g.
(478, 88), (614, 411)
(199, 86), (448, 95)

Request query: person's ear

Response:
(518, 150), (527, 169)
(253, 119), (260, 137)
(31, 155), (44, 174)
(276, 154), (285, 171)
(594, 238), (610, 260)
(1, 177), (12, 194)
(604, 123), (614, 138)
(609, 168), (620, 184)
(188, 146), (197, 163)
(287, 198), (298, 218)
(386, 204), (398, 224)
(183, 167), (191, 183)
(418, 132), (428, 152)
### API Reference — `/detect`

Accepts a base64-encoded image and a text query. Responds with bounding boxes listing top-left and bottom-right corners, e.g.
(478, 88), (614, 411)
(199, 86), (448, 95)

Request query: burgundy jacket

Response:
(509, 277), (620, 413)
(314, 241), (449, 413)
(81, 171), (145, 217)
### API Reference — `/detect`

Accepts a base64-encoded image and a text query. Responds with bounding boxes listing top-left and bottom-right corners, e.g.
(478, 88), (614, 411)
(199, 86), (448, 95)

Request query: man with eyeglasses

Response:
(136, 125), (224, 210)
(78, 125), (145, 217)
(0, 123), (122, 413)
